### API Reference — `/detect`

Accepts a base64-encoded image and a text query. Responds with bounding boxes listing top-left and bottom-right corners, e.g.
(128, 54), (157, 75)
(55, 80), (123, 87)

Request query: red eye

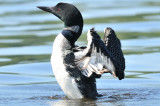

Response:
(57, 8), (61, 12)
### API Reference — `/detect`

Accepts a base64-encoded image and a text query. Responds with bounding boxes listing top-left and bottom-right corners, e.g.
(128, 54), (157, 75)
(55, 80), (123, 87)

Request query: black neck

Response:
(62, 25), (83, 47)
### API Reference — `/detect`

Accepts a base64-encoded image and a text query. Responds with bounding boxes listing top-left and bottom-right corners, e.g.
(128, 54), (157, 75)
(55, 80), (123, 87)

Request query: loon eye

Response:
(57, 8), (61, 12)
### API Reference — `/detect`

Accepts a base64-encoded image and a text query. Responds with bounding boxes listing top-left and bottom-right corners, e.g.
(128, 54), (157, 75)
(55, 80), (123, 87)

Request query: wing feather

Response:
(103, 28), (125, 80)
(74, 28), (125, 80)
(74, 28), (117, 78)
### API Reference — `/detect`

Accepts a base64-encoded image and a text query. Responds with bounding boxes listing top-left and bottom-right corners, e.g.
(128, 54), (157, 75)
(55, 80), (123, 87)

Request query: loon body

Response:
(37, 2), (125, 99)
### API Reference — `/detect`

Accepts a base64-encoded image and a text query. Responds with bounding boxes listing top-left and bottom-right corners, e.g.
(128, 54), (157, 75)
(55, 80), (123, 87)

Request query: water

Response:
(0, 0), (160, 106)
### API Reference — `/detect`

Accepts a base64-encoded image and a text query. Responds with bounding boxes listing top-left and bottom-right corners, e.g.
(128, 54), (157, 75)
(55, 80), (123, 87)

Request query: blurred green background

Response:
(0, 0), (160, 105)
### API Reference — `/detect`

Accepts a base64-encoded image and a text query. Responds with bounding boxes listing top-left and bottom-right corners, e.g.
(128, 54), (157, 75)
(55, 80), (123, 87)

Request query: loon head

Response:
(37, 3), (83, 44)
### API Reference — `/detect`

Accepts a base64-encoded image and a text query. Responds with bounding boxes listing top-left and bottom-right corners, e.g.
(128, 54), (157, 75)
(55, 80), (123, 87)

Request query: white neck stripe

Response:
(63, 25), (80, 33)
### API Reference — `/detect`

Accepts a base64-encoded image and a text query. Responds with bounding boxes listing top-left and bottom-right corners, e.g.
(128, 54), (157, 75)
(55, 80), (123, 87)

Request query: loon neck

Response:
(63, 25), (80, 33)
(62, 25), (83, 47)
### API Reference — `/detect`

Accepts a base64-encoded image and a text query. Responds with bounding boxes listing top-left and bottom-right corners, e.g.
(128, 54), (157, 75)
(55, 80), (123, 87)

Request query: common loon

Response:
(37, 2), (125, 99)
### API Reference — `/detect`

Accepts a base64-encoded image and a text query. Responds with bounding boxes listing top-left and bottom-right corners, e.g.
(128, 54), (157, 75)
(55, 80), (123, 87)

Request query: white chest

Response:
(50, 33), (83, 99)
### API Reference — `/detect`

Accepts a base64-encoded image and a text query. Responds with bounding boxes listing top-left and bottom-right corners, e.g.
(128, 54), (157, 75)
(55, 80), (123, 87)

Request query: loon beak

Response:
(37, 5), (62, 21)
(37, 6), (52, 13)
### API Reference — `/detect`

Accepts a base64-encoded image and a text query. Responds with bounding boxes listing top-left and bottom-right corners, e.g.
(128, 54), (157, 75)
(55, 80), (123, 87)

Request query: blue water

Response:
(0, 0), (160, 106)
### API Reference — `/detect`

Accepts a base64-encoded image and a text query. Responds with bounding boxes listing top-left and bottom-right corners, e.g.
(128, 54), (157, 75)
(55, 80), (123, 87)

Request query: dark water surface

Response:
(0, 0), (160, 106)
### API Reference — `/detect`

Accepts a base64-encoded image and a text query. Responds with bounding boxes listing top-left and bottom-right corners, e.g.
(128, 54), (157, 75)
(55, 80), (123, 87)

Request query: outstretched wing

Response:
(74, 28), (119, 79)
(103, 28), (125, 80)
